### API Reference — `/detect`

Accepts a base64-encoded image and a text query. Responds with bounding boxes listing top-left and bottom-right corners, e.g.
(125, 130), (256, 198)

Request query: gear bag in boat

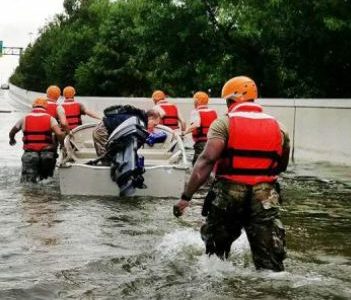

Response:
(103, 105), (148, 135)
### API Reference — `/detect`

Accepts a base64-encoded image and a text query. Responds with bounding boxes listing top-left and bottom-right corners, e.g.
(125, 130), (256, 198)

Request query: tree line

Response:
(10, 0), (351, 98)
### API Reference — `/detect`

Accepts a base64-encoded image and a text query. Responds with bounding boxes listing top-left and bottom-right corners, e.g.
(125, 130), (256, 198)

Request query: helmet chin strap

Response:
(226, 99), (237, 111)
(225, 90), (250, 105)
(226, 92), (243, 100)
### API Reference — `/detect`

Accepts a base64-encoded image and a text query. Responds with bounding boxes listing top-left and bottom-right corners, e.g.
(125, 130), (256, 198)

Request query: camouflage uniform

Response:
(201, 180), (286, 271)
(192, 141), (206, 166)
(92, 122), (109, 157)
(21, 151), (56, 182)
(15, 115), (59, 183)
(200, 115), (289, 271)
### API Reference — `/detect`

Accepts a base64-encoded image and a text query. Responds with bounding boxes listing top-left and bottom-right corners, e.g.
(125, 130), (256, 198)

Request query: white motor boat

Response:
(58, 119), (190, 198)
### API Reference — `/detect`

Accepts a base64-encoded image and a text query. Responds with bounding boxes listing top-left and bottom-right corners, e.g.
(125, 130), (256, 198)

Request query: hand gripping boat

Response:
(58, 118), (190, 197)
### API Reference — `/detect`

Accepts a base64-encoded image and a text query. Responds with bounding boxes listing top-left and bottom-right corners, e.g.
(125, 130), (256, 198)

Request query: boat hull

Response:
(59, 163), (187, 198)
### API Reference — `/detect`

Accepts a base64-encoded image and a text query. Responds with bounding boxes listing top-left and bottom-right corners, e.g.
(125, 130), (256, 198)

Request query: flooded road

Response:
(0, 90), (350, 299)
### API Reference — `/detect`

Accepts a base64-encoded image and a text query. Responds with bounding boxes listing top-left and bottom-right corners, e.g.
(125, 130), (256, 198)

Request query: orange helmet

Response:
(46, 85), (61, 101)
(193, 91), (209, 106)
(221, 76), (257, 103)
(32, 97), (48, 109)
(63, 86), (76, 99)
(152, 90), (165, 103)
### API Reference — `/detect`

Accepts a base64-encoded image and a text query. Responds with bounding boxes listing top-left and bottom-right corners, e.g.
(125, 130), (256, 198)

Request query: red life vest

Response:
(61, 99), (82, 130)
(216, 102), (282, 185)
(22, 108), (53, 152)
(46, 101), (58, 119)
(158, 100), (179, 129)
(192, 106), (217, 142)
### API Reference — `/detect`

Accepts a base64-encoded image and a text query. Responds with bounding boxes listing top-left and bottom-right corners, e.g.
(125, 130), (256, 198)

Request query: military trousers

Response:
(21, 150), (56, 183)
(92, 122), (109, 157)
(192, 141), (206, 166)
(200, 179), (286, 271)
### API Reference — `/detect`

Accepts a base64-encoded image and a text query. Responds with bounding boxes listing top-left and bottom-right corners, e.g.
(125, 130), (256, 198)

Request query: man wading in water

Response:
(173, 76), (290, 271)
(9, 97), (65, 182)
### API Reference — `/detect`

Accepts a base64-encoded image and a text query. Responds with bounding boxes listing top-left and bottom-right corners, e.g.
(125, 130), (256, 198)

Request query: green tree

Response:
(10, 0), (351, 98)
(11, 0), (110, 93)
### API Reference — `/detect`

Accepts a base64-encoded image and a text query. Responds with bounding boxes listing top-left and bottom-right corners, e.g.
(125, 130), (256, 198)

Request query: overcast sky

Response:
(0, 0), (64, 83)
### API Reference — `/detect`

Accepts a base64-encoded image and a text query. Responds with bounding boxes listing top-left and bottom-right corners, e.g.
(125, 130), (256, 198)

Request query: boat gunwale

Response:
(60, 123), (190, 167)
(59, 162), (189, 171)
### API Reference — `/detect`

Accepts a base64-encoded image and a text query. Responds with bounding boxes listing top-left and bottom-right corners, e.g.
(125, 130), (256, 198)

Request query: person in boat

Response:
(182, 91), (218, 165)
(61, 86), (101, 130)
(151, 90), (186, 132)
(146, 109), (161, 133)
(144, 109), (167, 146)
(8, 97), (65, 182)
(173, 76), (290, 272)
(92, 106), (166, 164)
(92, 105), (163, 195)
(45, 85), (70, 134)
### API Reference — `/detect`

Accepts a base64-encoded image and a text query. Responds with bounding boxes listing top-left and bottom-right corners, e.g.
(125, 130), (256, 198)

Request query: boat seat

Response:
(74, 149), (175, 166)
(70, 126), (180, 163)
(76, 144), (174, 159)
(83, 140), (95, 148)
(144, 159), (172, 166)
(139, 149), (173, 160)
(74, 147), (98, 159)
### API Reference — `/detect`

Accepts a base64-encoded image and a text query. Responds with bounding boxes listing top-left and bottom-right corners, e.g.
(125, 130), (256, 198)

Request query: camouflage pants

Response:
(92, 122), (109, 157)
(21, 151), (56, 183)
(192, 141), (206, 166)
(200, 180), (286, 271)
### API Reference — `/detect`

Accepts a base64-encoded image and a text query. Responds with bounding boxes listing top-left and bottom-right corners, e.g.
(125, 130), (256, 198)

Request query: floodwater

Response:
(0, 90), (350, 299)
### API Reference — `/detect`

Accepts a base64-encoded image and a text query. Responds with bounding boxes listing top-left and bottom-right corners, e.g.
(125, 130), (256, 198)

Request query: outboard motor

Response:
(106, 116), (149, 196)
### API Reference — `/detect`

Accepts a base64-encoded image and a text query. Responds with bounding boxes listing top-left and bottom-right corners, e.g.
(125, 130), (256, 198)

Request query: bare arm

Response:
(179, 117), (186, 132)
(184, 138), (225, 196)
(278, 131), (290, 172)
(52, 125), (65, 143)
(9, 126), (21, 145)
(80, 103), (101, 120)
(173, 137), (225, 217)
(176, 109), (186, 131)
(183, 110), (200, 135)
(279, 145), (290, 172)
(84, 108), (101, 120)
(183, 123), (197, 135)
(57, 111), (70, 134)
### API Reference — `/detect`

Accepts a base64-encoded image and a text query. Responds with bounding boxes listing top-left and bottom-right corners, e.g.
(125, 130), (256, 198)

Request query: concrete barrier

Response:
(8, 83), (351, 166)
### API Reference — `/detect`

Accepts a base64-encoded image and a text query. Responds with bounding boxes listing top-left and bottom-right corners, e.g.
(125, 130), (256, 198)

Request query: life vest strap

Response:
(226, 148), (281, 161)
(162, 116), (178, 124)
(219, 167), (280, 176)
(68, 120), (82, 125)
(218, 148), (281, 176)
(67, 114), (81, 119)
(23, 138), (53, 144)
(162, 116), (178, 129)
(23, 131), (52, 136)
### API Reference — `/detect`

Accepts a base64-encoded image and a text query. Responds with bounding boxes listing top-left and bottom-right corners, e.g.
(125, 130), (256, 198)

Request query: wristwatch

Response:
(181, 192), (192, 201)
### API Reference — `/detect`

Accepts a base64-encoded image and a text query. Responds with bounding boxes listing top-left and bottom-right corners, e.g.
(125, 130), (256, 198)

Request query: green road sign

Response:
(0, 41), (3, 56)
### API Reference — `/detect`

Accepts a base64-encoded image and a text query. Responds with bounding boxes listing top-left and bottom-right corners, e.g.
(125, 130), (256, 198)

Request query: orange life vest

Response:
(61, 99), (82, 130)
(22, 108), (53, 152)
(158, 100), (179, 129)
(216, 102), (282, 185)
(192, 106), (217, 142)
(46, 101), (58, 119)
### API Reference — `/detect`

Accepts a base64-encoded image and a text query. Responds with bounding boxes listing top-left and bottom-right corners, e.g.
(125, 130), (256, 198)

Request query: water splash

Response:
(156, 228), (203, 260)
